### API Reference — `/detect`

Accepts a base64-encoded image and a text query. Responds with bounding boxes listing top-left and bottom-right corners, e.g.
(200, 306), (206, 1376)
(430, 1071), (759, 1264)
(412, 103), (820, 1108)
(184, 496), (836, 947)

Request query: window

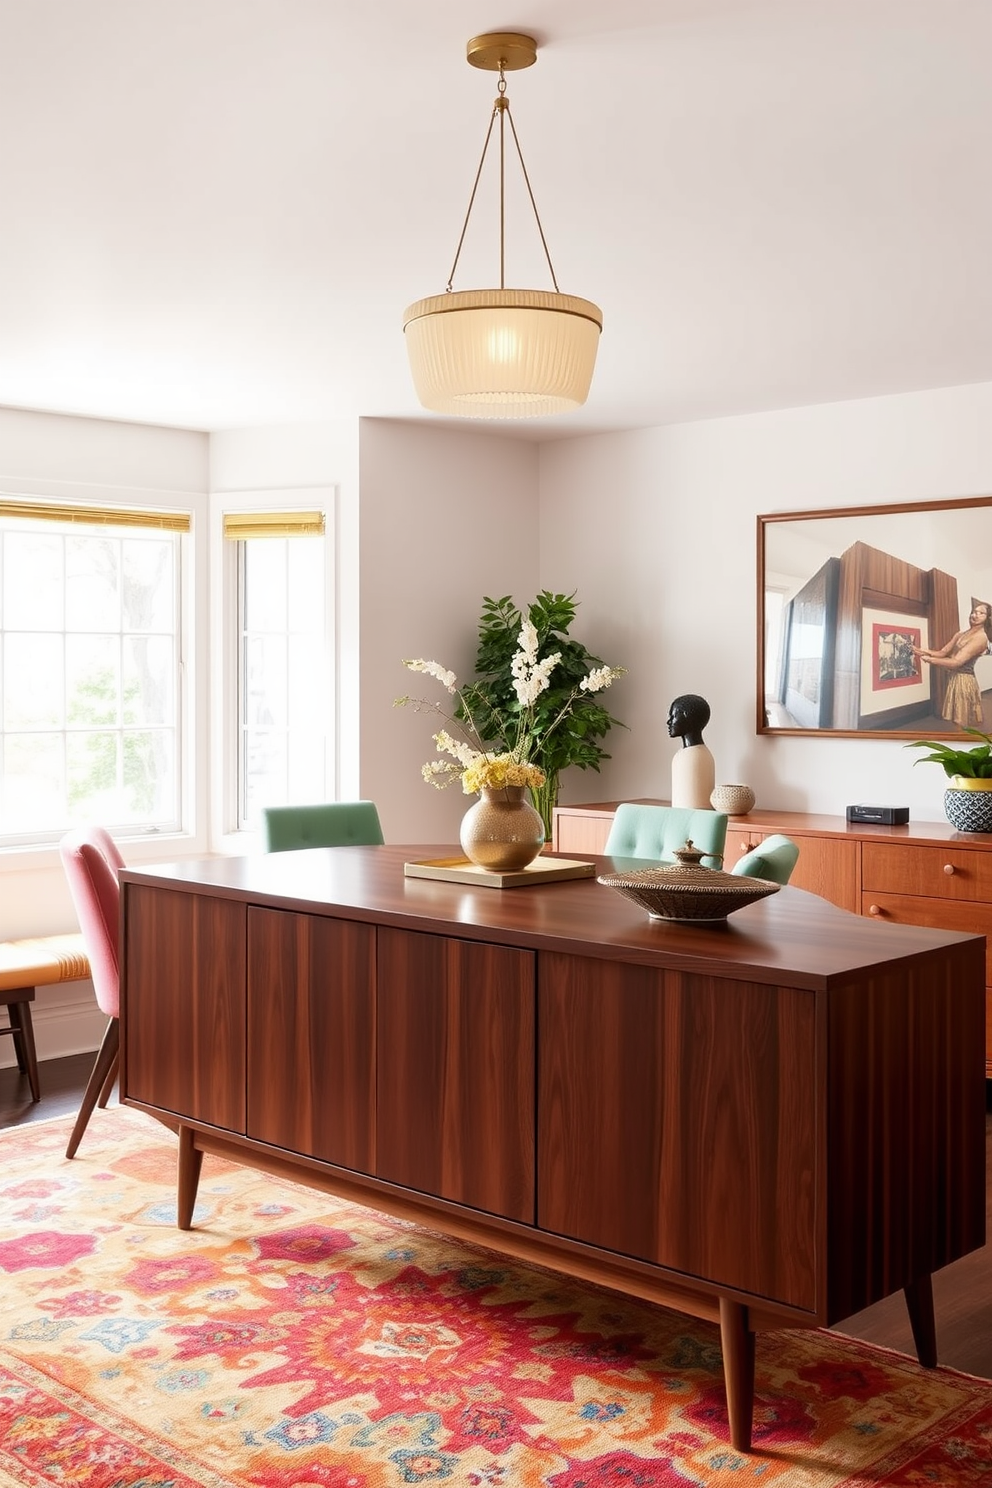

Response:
(225, 510), (328, 830)
(0, 500), (188, 846)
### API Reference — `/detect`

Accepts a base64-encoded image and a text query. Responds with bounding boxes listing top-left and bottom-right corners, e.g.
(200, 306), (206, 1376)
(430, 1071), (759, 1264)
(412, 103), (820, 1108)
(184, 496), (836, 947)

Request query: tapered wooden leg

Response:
(65, 1019), (120, 1157)
(177, 1125), (204, 1231)
(8, 999), (41, 1102)
(97, 1049), (120, 1108)
(719, 1298), (756, 1452)
(905, 1273), (938, 1368)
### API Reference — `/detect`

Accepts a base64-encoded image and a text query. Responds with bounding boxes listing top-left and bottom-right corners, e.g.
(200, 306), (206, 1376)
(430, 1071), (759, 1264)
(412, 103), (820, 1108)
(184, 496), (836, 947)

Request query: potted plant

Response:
(905, 728), (992, 832)
(397, 592), (626, 841)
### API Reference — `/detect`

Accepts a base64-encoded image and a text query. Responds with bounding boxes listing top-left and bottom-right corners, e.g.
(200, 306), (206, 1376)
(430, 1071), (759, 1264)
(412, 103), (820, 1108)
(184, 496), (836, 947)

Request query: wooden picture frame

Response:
(758, 495), (992, 738)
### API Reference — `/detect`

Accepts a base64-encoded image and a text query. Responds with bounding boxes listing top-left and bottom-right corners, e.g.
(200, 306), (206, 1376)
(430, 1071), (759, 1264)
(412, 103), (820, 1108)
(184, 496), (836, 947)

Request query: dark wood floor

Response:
(3, 1055), (991, 1380)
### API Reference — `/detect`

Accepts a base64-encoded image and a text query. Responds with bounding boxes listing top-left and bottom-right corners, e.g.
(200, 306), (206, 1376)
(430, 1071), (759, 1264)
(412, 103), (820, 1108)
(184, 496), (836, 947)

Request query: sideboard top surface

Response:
(554, 799), (988, 845)
(120, 844), (983, 993)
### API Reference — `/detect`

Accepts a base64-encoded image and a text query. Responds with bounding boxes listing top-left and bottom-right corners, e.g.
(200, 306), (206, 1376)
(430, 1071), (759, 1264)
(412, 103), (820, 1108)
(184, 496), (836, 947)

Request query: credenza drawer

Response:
(862, 891), (992, 983)
(862, 892), (991, 1066)
(863, 841), (992, 902)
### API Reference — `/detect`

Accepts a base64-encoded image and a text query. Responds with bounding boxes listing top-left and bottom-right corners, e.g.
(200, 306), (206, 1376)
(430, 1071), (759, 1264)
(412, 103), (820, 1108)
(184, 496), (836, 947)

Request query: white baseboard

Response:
(0, 979), (105, 1066)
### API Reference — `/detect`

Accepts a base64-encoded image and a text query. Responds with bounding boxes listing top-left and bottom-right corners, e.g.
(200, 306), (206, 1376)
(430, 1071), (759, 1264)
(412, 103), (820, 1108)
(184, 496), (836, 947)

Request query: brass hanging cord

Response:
(444, 57), (561, 294)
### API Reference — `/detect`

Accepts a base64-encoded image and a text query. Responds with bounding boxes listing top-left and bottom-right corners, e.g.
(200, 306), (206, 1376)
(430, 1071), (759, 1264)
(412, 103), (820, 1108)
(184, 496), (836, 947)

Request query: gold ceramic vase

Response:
(460, 785), (545, 871)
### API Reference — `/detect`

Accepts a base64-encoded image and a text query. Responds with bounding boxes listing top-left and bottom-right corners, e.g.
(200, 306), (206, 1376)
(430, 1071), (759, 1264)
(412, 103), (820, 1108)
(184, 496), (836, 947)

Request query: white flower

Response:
(421, 759), (461, 788)
(433, 730), (479, 767)
(512, 649), (562, 707)
(404, 658), (457, 693)
(518, 619), (539, 665)
(580, 665), (626, 694)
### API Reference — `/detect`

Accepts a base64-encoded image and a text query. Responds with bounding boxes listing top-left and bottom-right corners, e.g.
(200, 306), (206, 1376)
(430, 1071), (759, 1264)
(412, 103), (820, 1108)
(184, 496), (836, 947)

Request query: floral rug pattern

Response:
(1, 1107), (990, 1486)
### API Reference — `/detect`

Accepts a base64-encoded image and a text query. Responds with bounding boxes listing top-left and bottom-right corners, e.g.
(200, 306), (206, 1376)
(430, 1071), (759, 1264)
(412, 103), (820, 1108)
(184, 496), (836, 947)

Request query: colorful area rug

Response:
(1, 1108), (990, 1487)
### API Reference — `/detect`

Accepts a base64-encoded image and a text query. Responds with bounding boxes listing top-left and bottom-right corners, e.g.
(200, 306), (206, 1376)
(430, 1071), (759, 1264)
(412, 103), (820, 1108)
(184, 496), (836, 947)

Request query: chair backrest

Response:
(59, 827), (123, 1018)
(262, 800), (385, 853)
(731, 833), (800, 885)
(603, 803), (728, 869)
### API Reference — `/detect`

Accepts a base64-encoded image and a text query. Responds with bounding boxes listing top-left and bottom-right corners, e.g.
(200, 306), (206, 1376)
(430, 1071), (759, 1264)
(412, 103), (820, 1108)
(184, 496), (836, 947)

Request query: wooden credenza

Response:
(119, 844), (986, 1454)
(554, 800), (992, 1077)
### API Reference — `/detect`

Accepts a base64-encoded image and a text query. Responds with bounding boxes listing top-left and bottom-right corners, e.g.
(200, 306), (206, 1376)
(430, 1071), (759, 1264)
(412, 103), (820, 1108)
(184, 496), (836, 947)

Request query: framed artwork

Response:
(758, 494), (992, 738)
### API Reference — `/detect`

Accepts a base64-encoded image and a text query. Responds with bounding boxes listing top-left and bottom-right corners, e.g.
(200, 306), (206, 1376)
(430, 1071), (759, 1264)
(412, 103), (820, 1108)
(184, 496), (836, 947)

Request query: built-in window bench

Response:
(0, 935), (91, 1100)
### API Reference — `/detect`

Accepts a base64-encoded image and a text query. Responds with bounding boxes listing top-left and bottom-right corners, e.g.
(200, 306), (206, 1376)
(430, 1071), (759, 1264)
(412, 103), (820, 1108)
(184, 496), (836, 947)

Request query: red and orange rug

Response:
(0, 1106), (989, 1487)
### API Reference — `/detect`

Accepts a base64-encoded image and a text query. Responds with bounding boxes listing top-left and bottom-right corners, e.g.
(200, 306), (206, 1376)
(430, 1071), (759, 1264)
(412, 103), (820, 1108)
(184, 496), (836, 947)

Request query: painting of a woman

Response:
(913, 601), (992, 728)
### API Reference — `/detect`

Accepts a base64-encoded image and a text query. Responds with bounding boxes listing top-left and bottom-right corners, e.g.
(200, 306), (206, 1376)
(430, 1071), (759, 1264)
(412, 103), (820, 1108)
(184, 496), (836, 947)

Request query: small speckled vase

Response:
(460, 786), (545, 871)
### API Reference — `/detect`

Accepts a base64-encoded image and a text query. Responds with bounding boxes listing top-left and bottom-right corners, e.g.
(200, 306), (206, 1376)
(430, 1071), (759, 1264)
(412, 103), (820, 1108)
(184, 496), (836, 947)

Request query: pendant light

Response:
(403, 32), (603, 420)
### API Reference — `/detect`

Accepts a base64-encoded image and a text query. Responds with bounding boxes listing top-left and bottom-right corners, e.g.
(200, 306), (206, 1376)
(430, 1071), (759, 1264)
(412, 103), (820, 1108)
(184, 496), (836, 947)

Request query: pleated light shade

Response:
(403, 288), (603, 418)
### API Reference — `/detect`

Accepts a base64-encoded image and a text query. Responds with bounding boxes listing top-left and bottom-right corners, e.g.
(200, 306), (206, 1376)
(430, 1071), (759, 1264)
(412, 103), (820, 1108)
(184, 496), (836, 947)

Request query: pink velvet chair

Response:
(59, 826), (125, 1158)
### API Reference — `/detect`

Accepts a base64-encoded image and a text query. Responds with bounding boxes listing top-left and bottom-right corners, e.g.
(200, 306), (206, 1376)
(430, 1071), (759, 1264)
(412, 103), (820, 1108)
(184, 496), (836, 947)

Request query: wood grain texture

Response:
(247, 907), (375, 1171)
(863, 892), (992, 985)
(863, 841), (992, 902)
(376, 926), (535, 1222)
(121, 883), (246, 1130)
(537, 951), (818, 1311)
(824, 941), (986, 1320)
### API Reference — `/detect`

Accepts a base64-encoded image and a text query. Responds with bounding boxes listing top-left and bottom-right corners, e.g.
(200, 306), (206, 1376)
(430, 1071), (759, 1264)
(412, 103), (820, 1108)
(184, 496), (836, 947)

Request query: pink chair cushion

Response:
(59, 828), (122, 1019)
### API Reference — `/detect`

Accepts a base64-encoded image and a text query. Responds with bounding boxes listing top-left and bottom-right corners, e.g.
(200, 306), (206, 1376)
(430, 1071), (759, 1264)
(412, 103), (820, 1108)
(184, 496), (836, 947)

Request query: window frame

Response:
(212, 490), (336, 848)
(0, 492), (194, 854)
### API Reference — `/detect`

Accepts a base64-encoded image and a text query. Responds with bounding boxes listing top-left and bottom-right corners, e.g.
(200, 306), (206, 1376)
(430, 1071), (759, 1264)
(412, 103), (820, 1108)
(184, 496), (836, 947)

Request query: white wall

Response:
(208, 418), (540, 846)
(539, 381), (992, 820)
(0, 406), (209, 1062)
(357, 419), (540, 843)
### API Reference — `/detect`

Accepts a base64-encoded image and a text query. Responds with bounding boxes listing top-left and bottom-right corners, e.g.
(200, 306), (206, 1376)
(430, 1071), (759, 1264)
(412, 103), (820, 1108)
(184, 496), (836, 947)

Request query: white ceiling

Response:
(0, 0), (988, 441)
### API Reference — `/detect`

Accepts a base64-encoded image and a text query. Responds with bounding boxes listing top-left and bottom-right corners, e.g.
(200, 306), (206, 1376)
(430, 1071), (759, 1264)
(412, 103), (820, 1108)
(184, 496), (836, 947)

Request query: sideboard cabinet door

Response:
(376, 927), (535, 1223)
(537, 950), (817, 1311)
(123, 883), (247, 1131)
(247, 907), (376, 1171)
(724, 828), (858, 912)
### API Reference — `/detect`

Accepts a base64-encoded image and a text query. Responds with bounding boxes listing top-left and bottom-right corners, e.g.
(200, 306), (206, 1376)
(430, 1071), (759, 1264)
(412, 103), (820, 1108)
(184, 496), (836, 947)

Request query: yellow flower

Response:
(461, 754), (546, 794)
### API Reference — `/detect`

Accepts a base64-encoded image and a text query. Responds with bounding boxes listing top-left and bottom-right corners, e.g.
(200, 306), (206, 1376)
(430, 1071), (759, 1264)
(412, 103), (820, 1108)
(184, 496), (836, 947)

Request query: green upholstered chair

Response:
(262, 800), (384, 853)
(730, 834), (799, 885)
(603, 803), (728, 870)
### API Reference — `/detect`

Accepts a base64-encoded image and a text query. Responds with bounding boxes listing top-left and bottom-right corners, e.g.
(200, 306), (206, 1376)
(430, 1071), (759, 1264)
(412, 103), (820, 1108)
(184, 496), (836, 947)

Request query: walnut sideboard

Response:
(553, 800), (992, 1078)
(119, 844), (986, 1454)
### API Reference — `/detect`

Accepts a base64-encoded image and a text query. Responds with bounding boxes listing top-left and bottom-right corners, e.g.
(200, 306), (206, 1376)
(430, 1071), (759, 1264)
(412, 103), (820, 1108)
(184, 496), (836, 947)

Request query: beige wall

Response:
(538, 381), (992, 818)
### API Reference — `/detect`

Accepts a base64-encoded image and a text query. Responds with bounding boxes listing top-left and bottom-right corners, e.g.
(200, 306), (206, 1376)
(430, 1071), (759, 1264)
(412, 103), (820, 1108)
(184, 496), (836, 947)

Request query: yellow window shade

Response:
(0, 499), (190, 532)
(223, 511), (325, 540)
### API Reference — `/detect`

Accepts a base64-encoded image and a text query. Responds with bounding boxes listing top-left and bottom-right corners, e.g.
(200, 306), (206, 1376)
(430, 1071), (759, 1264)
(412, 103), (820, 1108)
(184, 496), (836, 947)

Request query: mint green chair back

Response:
(603, 803), (728, 870)
(262, 801), (384, 853)
(730, 834), (799, 885)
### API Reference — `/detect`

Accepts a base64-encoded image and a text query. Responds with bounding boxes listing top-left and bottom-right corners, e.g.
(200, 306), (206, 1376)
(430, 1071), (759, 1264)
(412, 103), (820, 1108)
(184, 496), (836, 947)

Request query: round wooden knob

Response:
(869, 904), (882, 916)
(943, 863), (955, 875)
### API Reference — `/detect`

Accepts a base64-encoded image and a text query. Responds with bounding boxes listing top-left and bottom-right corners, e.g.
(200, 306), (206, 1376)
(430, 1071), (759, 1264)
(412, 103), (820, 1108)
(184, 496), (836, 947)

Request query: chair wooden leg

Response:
(7, 998), (41, 1102)
(97, 1048), (120, 1108)
(65, 1019), (120, 1159)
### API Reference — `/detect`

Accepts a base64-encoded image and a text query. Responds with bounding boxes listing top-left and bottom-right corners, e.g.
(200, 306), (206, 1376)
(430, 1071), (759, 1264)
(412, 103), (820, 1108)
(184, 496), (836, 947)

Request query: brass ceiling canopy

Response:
(402, 30), (603, 420)
(465, 32), (537, 71)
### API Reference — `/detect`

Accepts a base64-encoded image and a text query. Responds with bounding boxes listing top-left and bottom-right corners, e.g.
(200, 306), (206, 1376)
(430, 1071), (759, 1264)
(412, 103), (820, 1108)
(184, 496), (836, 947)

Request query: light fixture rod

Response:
(445, 104), (499, 292)
(504, 98), (560, 293)
(444, 58), (561, 296)
(499, 87), (506, 288)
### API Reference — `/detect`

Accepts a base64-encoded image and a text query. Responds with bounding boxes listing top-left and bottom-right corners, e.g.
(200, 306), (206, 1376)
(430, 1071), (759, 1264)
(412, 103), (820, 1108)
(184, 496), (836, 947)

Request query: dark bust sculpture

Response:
(667, 693), (711, 749)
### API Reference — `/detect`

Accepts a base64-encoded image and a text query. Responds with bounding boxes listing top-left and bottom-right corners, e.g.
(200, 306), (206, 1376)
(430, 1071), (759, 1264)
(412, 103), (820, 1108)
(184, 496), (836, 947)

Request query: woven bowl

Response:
(710, 783), (756, 815)
(598, 862), (780, 922)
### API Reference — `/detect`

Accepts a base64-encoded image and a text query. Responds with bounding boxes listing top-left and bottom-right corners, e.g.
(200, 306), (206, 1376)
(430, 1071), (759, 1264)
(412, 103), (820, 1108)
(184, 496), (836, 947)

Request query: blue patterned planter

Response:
(944, 787), (992, 833)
